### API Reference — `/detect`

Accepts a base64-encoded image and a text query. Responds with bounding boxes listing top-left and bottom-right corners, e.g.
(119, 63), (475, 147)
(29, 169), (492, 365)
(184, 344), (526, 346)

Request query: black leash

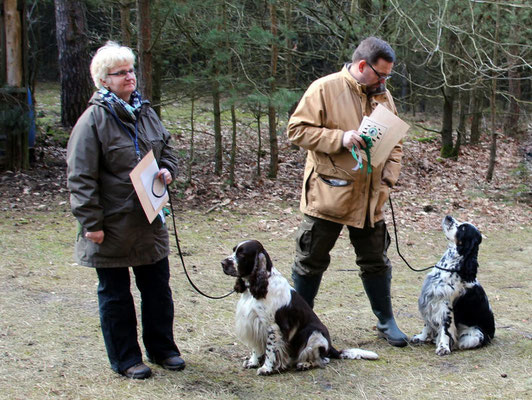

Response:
(388, 193), (436, 273)
(154, 177), (234, 299)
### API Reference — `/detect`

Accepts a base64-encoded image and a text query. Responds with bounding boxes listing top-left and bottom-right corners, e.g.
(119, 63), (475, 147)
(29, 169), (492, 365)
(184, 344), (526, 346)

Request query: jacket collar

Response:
(341, 63), (366, 95)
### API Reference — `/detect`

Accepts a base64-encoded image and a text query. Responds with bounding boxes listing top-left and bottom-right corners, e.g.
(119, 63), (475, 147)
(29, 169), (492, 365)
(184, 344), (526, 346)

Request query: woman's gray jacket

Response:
(66, 93), (179, 268)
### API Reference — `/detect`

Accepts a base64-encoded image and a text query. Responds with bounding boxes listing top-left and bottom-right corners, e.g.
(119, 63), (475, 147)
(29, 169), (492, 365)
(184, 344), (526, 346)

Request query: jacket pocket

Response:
(308, 172), (354, 219)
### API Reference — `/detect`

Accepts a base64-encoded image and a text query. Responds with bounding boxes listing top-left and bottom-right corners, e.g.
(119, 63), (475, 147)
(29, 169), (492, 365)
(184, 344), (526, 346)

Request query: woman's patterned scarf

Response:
(98, 88), (147, 119)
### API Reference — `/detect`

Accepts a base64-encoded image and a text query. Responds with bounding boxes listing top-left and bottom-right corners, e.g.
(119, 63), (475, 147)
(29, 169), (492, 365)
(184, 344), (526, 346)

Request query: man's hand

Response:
(156, 168), (173, 185)
(85, 230), (104, 244)
(343, 130), (367, 150)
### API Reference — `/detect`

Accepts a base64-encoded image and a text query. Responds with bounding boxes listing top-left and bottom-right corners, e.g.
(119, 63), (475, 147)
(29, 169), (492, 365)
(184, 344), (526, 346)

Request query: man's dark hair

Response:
(352, 37), (396, 64)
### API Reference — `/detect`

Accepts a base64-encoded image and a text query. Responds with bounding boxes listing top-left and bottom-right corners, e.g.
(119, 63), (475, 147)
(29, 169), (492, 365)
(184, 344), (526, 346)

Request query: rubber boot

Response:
(292, 272), (322, 309)
(361, 272), (408, 347)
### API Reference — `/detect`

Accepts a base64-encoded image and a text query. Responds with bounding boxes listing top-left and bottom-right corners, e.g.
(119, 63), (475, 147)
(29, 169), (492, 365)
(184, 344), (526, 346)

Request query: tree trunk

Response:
(503, 7), (521, 135)
(54, 0), (92, 127)
(504, 58), (521, 135)
(268, 2), (278, 179)
(4, 0), (22, 87)
(187, 97), (195, 184)
(229, 104), (237, 186)
(212, 79), (222, 176)
(454, 89), (468, 152)
(256, 106), (262, 177)
(337, 0), (356, 64)
(440, 87), (455, 158)
(470, 87), (482, 144)
(284, 1), (294, 88)
(136, 0), (152, 100)
(120, 1), (132, 47)
(151, 45), (161, 117)
(486, 0), (500, 182)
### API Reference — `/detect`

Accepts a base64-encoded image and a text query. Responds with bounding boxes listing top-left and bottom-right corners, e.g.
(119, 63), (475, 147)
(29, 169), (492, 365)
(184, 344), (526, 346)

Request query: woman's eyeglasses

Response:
(107, 68), (136, 77)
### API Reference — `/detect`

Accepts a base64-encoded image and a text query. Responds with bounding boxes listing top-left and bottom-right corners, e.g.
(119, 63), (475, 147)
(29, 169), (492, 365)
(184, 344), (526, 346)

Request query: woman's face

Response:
(104, 63), (136, 102)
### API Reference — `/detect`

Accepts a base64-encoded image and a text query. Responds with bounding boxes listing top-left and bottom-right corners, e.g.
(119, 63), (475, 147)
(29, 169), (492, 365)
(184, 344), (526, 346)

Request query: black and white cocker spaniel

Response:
(221, 240), (378, 375)
(411, 216), (495, 355)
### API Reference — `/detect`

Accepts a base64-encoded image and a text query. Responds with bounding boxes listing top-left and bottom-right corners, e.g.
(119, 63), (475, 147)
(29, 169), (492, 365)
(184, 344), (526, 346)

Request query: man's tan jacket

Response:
(287, 65), (403, 228)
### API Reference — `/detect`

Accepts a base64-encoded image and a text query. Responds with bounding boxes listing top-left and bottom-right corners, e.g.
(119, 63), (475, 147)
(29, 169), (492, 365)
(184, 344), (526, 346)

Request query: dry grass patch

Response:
(0, 203), (531, 399)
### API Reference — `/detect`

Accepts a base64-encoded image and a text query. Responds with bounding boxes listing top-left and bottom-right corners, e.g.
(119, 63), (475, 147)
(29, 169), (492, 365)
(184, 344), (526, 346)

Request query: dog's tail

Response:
(328, 346), (378, 360)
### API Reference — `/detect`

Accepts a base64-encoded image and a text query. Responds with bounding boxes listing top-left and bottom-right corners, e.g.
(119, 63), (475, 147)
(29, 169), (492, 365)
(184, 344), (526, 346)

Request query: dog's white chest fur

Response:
(235, 268), (292, 349)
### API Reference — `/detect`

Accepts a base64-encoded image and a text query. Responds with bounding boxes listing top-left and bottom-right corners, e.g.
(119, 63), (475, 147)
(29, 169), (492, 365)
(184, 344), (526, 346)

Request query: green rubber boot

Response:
(361, 272), (408, 347)
(292, 272), (322, 309)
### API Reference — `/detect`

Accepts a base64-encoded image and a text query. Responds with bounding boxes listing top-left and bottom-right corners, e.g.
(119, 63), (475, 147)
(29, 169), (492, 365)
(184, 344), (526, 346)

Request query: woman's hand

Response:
(86, 230), (105, 244)
(157, 168), (173, 185)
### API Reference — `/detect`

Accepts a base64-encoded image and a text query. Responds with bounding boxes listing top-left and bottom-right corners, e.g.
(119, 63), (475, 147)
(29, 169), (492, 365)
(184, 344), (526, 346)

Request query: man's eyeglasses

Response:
(366, 62), (392, 81)
(107, 68), (136, 77)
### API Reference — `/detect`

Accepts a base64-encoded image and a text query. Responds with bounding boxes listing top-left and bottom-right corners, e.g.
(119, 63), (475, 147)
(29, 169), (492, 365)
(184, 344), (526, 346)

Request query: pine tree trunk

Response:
(136, 0), (152, 100)
(454, 89), (469, 152)
(229, 105), (237, 186)
(54, 0), (92, 127)
(187, 98), (195, 184)
(503, 7), (521, 135)
(212, 80), (222, 176)
(267, 2), (278, 179)
(504, 60), (521, 135)
(486, 0), (500, 182)
(256, 107), (262, 177)
(470, 86), (482, 144)
(440, 87), (455, 158)
(120, 1), (132, 47)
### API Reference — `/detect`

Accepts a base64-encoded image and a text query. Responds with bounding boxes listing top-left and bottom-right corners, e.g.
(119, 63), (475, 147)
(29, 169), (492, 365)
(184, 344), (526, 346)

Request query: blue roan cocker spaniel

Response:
(412, 216), (495, 355)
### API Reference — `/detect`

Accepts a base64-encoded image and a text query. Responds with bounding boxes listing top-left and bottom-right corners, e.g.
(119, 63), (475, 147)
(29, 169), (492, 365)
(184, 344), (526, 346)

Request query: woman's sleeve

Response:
(66, 109), (104, 231)
(151, 109), (179, 178)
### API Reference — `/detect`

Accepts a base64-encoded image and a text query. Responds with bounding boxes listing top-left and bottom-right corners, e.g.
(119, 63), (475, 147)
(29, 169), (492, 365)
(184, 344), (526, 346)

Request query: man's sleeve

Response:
(287, 82), (345, 155)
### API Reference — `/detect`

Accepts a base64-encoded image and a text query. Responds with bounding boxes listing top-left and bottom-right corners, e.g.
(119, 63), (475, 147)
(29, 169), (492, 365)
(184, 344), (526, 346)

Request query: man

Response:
(287, 37), (408, 347)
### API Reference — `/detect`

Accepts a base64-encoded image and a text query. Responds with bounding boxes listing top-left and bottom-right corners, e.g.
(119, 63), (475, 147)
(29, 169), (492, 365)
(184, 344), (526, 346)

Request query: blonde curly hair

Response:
(90, 41), (135, 89)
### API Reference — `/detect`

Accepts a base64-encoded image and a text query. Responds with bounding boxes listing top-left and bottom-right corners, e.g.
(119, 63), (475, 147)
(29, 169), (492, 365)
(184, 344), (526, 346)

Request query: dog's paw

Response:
(296, 362), (312, 371)
(243, 358), (260, 369)
(411, 334), (425, 344)
(436, 344), (451, 356)
(257, 366), (273, 375)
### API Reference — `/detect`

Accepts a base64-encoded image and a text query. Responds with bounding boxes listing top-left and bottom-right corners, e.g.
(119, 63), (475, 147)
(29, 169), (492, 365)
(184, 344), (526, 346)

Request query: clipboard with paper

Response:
(129, 149), (168, 223)
(357, 104), (410, 167)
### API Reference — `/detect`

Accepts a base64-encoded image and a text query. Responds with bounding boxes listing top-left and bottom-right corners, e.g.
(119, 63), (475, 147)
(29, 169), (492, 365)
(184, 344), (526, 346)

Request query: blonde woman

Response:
(67, 41), (183, 379)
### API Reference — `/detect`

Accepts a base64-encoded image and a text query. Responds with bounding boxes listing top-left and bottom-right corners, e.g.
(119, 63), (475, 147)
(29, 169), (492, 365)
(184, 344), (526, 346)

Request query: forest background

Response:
(0, 0), (531, 399)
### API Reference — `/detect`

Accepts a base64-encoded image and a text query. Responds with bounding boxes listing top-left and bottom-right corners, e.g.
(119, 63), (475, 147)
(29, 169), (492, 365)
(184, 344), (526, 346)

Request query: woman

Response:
(67, 41), (184, 379)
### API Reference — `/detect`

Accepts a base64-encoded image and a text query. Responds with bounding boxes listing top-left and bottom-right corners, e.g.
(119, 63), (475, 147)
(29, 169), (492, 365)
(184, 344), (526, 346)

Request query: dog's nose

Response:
(445, 215), (453, 222)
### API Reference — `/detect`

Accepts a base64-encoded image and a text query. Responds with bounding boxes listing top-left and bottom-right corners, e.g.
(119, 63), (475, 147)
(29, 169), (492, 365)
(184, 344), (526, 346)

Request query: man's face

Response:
(360, 58), (393, 91)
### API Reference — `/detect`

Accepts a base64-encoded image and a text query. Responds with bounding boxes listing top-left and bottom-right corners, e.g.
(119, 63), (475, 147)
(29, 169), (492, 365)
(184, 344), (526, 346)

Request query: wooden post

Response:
(4, 0), (23, 88)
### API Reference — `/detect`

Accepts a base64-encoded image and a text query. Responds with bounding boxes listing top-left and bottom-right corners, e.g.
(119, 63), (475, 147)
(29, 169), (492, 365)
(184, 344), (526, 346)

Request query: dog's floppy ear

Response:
(249, 252), (269, 299)
(234, 277), (247, 293)
(260, 247), (273, 271)
(456, 225), (481, 282)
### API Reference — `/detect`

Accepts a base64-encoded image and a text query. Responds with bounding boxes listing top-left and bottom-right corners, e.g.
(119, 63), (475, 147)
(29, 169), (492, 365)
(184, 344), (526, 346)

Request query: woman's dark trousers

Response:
(96, 257), (180, 373)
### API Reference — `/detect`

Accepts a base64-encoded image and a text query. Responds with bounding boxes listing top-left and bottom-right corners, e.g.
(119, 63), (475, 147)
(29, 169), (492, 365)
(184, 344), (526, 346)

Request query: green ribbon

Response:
(350, 134), (373, 174)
